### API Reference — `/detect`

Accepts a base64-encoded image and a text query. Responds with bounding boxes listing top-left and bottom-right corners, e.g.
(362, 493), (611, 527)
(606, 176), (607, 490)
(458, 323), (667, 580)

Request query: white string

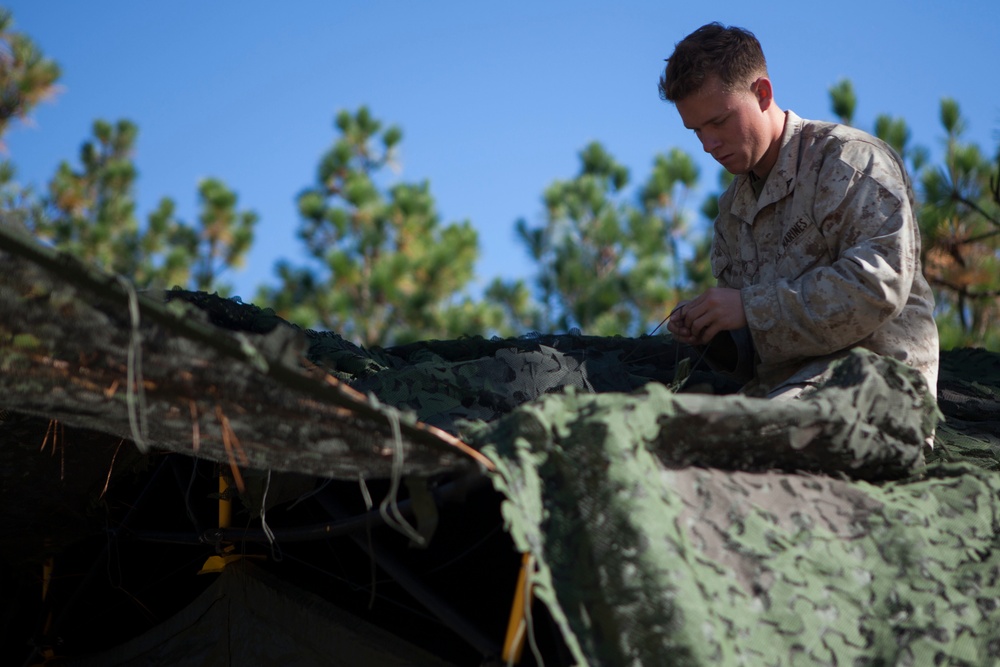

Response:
(117, 276), (149, 453)
(506, 560), (543, 667)
(507, 621), (525, 667)
(358, 473), (374, 512)
(523, 566), (544, 667)
(358, 472), (377, 609)
(260, 469), (281, 561)
(378, 409), (426, 547)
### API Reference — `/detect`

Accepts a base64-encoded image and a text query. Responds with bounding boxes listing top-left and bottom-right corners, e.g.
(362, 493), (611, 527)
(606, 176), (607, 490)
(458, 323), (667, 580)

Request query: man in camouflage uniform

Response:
(661, 23), (939, 399)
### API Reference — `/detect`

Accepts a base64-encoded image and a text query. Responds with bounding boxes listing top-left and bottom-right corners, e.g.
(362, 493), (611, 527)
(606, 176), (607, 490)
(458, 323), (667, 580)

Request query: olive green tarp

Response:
(3, 220), (1000, 665)
(62, 563), (458, 667)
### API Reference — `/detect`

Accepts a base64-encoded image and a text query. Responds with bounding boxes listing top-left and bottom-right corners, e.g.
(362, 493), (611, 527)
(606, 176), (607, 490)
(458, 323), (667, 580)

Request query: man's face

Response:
(675, 75), (771, 176)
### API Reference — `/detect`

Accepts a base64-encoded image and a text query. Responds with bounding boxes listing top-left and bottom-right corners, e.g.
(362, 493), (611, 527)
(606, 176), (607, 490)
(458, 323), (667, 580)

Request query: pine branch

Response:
(929, 275), (1000, 299)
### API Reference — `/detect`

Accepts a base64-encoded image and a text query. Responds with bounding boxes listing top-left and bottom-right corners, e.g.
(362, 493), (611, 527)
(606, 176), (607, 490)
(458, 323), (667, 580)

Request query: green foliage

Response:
(514, 142), (699, 336)
(190, 177), (258, 292)
(917, 100), (1000, 349)
(259, 107), (506, 346)
(483, 277), (543, 333)
(0, 9), (60, 143)
(0, 10), (59, 233)
(28, 118), (255, 292)
(38, 119), (146, 277)
(0, 9), (255, 296)
(872, 114), (930, 173)
(829, 83), (1000, 351)
(828, 78), (856, 126)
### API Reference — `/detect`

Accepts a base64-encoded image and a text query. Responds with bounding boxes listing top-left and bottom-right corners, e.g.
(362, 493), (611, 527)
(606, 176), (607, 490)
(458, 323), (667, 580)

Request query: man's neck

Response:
(750, 108), (787, 179)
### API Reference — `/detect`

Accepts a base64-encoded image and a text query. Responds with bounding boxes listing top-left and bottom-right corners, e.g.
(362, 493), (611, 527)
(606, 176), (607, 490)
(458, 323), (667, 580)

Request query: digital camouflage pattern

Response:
(712, 111), (939, 395)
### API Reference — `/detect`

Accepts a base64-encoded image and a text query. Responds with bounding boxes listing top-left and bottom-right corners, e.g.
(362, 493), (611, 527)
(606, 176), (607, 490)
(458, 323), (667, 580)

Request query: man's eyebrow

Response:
(685, 112), (728, 131)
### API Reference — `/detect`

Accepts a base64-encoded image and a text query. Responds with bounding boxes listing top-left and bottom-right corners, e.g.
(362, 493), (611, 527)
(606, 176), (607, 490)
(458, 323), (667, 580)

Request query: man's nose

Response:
(700, 134), (721, 153)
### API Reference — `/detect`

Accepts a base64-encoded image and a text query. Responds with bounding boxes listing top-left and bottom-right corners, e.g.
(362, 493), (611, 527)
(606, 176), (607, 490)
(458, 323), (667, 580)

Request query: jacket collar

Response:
(729, 111), (803, 224)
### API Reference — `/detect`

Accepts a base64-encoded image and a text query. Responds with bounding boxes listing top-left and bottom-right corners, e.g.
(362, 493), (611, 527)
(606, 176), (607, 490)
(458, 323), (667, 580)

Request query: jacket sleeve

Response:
(739, 139), (920, 367)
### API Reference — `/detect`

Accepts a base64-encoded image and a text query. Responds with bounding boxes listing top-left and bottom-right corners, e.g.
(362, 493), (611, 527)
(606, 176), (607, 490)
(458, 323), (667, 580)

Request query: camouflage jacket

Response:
(710, 111), (939, 396)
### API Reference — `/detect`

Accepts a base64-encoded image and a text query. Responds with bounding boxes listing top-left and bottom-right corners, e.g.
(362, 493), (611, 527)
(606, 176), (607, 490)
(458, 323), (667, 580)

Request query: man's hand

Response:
(666, 287), (747, 346)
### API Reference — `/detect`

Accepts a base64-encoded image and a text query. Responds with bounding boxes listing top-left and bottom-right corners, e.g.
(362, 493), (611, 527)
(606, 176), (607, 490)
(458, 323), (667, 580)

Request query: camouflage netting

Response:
(3, 219), (1000, 665)
(483, 376), (1000, 665)
(161, 291), (940, 481)
(0, 222), (486, 482)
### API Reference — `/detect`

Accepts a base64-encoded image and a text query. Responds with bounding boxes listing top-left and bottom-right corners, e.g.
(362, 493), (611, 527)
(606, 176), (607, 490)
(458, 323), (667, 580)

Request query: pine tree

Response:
(828, 78), (857, 126)
(828, 82), (1000, 349)
(33, 119), (255, 292)
(40, 119), (146, 276)
(513, 142), (699, 336)
(189, 178), (258, 293)
(0, 9), (60, 144)
(0, 9), (257, 293)
(0, 8), (60, 227)
(259, 107), (504, 346)
(918, 99), (1000, 349)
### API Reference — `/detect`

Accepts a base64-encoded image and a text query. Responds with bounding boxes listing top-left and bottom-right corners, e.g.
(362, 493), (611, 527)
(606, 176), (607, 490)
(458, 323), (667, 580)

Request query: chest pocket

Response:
(710, 246), (738, 284)
(776, 216), (831, 279)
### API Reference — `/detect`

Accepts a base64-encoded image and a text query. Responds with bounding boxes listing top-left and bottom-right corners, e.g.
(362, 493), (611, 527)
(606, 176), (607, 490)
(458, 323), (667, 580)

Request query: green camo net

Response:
(3, 219), (1000, 665)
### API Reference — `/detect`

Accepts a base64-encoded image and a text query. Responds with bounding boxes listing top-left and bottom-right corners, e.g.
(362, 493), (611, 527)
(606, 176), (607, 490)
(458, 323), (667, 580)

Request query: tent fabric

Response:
(61, 563), (458, 667)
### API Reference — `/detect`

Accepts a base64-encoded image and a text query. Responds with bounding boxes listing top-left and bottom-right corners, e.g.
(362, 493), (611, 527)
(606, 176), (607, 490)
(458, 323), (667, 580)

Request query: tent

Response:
(63, 563), (459, 667)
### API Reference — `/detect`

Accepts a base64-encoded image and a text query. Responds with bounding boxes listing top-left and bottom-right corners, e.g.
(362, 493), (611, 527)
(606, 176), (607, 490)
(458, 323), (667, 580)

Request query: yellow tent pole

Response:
(199, 472), (254, 574)
(218, 474), (231, 529)
(501, 552), (534, 664)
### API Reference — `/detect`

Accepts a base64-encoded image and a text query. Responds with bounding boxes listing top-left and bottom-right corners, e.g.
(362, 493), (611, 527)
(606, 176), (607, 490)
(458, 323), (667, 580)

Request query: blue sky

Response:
(5, 1), (999, 302)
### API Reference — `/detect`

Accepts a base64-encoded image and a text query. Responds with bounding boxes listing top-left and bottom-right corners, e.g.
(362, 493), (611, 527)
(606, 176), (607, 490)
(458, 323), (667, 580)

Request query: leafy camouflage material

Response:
(481, 378), (997, 665)
(928, 347), (1000, 472)
(4, 220), (1000, 664)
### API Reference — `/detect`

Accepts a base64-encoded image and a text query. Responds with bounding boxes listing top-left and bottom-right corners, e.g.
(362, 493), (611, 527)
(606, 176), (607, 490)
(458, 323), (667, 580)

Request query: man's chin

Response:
(715, 157), (748, 175)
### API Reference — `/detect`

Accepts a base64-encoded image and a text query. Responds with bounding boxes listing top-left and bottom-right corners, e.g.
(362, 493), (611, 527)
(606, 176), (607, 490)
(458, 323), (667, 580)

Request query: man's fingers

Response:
(698, 323), (721, 345)
(668, 287), (744, 345)
(681, 304), (702, 329)
(689, 310), (712, 338)
(690, 311), (724, 346)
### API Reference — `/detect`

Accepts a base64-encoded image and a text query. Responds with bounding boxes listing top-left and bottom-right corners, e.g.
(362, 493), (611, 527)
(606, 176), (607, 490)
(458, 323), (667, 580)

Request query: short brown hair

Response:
(658, 22), (768, 102)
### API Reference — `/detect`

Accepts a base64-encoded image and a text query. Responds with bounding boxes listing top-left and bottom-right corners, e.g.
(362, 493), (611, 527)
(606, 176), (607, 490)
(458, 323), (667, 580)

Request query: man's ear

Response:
(753, 77), (773, 110)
